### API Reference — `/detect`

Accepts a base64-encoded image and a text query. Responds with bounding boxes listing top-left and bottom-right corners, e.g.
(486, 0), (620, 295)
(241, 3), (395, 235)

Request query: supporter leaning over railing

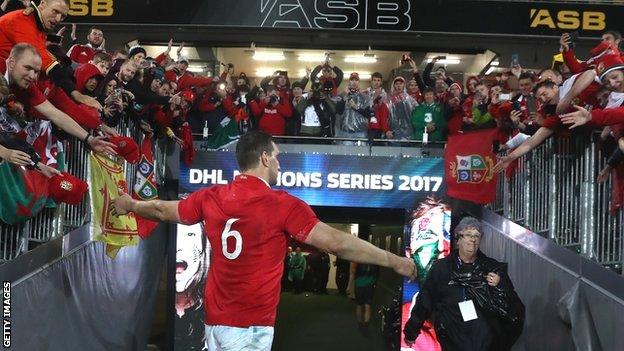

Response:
(0, 43), (116, 224)
(493, 68), (600, 174)
(0, 0), (101, 112)
(557, 55), (624, 207)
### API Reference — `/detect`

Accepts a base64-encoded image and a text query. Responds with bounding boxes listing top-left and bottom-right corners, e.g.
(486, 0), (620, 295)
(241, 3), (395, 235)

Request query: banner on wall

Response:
(68, 0), (615, 37)
(179, 151), (445, 209)
(401, 197), (452, 351)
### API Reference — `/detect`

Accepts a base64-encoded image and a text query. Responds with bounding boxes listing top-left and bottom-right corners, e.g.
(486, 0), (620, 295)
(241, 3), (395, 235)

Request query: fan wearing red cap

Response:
(109, 136), (140, 164)
(48, 172), (89, 205)
(559, 54), (624, 128)
(560, 31), (623, 76)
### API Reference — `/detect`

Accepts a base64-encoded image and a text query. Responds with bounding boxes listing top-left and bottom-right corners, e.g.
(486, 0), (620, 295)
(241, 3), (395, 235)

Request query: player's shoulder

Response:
(270, 189), (302, 204)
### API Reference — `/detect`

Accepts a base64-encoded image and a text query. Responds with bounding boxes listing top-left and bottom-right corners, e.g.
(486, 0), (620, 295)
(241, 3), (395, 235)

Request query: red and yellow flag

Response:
(89, 153), (138, 258)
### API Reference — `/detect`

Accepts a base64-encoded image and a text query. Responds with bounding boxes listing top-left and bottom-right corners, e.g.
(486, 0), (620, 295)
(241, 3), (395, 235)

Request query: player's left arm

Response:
(112, 193), (181, 222)
(304, 221), (416, 280)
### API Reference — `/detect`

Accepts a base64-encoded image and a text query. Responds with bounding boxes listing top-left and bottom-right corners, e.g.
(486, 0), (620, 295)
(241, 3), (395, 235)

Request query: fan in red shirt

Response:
(112, 131), (416, 350)
(250, 85), (293, 136)
(493, 68), (599, 174)
(67, 27), (105, 64)
(6, 43), (115, 156)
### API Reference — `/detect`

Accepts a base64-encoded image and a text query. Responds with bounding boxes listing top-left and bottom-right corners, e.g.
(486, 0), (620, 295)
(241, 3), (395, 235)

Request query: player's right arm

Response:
(112, 194), (181, 222)
(305, 221), (416, 280)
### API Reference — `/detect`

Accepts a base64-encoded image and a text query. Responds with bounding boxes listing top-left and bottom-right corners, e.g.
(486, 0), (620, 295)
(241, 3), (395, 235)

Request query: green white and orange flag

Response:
(89, 153), (138, 258)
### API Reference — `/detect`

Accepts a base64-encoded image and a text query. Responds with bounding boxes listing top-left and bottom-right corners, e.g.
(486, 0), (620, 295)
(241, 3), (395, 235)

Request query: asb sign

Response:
(68, 0), (114, 16)
(529, 9), (605, 31)
(259, 0), (411, 31)
(66, 0), (619, 36)
(179, 151), (445, 210)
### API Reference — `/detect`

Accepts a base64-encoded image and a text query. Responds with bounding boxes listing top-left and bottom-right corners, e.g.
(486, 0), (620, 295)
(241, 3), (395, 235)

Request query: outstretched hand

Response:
(89, 135), (117, 156)
(392, 255), (417, 282)
(493, 155), (513, 174)
(111, 193), (134, 216)
(560, 105), (591, 129)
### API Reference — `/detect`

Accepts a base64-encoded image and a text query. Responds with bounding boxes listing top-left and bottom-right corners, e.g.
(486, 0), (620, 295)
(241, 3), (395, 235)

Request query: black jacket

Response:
(404, 250), (524, 351)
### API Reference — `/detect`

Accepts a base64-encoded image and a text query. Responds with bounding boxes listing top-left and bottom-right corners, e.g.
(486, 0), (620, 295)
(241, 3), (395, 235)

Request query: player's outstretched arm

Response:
(112, 193), (181, 222)
(305, 222), (416, 280)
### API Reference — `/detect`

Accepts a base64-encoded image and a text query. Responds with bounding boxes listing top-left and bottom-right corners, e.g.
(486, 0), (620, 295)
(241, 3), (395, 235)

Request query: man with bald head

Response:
(0, 0), (101, 111)
(5, 43), (115, 155)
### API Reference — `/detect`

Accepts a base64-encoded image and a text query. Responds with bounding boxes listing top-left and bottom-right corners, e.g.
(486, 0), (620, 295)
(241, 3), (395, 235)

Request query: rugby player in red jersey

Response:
(113, 130), (416, 350)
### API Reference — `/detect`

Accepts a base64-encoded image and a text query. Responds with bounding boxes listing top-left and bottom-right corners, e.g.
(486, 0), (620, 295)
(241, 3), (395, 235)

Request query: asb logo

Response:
(68, 0), (113, 16)
(530, 9), (605, 31)
(449, 155), (494, 184)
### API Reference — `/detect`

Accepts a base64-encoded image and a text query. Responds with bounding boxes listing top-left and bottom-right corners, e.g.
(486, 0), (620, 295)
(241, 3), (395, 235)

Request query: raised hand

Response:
(560, 105), (591, 129)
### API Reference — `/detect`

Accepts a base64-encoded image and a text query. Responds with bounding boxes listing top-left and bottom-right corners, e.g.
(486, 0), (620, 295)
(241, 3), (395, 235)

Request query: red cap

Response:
(449, 82), (463, 92)
(48, 172), (88, 205)
(109, 135), (140, 164)
(598, 54), (624, 81)
(349, 72), (360, 81)
(393, 76), (406, 83)
(180, 90), (195, 103)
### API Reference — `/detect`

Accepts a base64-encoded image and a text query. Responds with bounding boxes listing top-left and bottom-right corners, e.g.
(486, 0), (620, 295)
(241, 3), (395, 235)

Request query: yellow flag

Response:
(89, 153), (138, 258)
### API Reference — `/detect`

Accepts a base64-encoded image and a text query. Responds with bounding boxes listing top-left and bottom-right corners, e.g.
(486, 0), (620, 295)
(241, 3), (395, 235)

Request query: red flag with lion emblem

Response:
(445, 129), (497, 204)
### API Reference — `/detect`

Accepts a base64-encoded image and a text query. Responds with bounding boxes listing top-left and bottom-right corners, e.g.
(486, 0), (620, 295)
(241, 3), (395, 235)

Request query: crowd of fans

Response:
(2, 0), (624, 226)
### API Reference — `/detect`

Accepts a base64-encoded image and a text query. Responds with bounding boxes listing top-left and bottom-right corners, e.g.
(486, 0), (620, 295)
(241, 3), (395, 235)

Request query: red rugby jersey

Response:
(178, 174), (318, 327)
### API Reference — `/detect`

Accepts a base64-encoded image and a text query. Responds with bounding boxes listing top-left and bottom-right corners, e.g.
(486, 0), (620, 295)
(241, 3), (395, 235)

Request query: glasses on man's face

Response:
(460, 233), (481, 240)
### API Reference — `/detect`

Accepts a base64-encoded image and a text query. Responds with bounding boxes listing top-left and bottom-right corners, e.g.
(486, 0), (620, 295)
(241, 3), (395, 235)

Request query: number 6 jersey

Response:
(178, 174), (319, 327)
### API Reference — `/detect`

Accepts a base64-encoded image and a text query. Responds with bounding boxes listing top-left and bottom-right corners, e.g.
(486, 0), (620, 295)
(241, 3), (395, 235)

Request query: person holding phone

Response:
(559, 30), (624, 77)
(509, 72), (537, 123)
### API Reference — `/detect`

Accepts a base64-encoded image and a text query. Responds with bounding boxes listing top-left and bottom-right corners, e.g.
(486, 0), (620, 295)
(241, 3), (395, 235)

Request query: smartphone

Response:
(511, 54), (520, 68)
(512, 100), (521, 111)
(569, 31), (579, 49)
(499, 93), (511, 101)
(543, 104), (557, 115)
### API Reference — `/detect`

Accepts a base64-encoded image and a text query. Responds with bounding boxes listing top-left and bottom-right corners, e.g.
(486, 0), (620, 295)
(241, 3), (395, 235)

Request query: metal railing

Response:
(0, 116), (162, 264)
(491, 133), (624, 273)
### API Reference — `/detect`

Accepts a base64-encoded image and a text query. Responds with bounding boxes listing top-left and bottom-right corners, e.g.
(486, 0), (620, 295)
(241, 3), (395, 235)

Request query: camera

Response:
(207, 95), (221, 104)
(269, 95), (278, 104)
(400, 54), (411, 65)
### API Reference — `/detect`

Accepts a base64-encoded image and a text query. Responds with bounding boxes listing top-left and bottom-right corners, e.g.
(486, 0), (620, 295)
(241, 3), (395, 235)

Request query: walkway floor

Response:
(272, 291), (388, 351)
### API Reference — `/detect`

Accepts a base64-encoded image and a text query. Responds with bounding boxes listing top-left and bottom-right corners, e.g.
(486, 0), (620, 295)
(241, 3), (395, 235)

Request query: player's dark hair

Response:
(236, 131), (275, 171)
(533, 80), (557, 94)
